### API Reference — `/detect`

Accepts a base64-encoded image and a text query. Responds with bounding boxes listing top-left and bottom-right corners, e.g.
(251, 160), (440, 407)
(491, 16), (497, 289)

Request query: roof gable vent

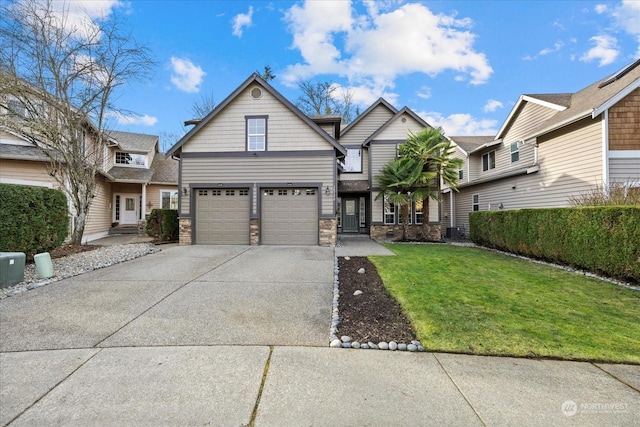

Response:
(250, 87), (263, 99)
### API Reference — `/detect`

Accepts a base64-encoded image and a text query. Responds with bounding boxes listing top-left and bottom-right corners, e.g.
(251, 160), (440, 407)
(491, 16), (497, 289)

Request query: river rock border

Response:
(329, 256), (425, 352)
(1, 243), (160, 299)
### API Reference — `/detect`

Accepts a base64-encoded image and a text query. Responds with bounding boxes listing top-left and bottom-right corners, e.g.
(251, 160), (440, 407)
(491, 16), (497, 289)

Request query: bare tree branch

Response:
(0, 0), (155, 244)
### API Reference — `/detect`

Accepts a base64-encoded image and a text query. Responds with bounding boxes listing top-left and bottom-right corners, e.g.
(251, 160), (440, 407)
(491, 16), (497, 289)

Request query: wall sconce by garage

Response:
(498, 202), (504, 209)
(325, 186), (331, 195)
(182, 187), (188, 196)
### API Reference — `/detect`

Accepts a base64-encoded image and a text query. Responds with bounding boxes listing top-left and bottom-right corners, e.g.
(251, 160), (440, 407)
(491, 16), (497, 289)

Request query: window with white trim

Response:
(383, 195), (396, 224)
(343, 148), (362, 172)
(482, 151), (495, 172)
(415, 199), (423, 224)
(510, 142), (520, 163)
(247, 117), (266, 151)
(472, 194), (480, 211)
(115, 151), (146, 166)
(458, 169), (464, 180)
(161, 190), (178, 209)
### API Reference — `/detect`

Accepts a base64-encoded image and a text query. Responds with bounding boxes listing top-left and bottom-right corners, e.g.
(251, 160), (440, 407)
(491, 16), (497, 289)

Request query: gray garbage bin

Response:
(0, 252), (26, 288)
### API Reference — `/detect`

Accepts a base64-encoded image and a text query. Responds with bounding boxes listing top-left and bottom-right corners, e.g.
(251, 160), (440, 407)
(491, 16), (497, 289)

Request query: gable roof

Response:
(363, 106), (433, 146)
(527, 59), (640, 139)
(340, 98), (397, 138)
(496, 94), (569, 139)
(449, 136), (495, 155)
(107, 130), (158, 153)
(149, 155), (178, 184)
(166, 73), (347, 157)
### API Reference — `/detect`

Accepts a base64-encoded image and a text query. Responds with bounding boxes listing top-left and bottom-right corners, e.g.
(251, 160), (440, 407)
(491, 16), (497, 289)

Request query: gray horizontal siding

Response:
(610, 158), (640, 182)
(340, 105), (394, 145)
(181, 155), (335, 215)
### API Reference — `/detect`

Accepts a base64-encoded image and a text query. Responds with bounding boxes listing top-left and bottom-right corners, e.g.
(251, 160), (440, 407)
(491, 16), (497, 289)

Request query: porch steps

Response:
(108, 225), (138, 235)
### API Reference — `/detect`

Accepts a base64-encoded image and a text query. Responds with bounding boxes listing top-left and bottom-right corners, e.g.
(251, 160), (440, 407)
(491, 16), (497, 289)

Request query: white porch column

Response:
(141, 183), (147, 219)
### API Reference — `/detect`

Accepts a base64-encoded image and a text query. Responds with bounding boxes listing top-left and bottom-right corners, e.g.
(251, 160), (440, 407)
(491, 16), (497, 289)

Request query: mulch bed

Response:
(49, 244), (101, 259)
(337, 256), (416, 343)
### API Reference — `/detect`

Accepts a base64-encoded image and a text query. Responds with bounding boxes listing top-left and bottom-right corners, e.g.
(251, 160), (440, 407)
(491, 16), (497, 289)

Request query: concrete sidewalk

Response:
(1, 244), (638, 426)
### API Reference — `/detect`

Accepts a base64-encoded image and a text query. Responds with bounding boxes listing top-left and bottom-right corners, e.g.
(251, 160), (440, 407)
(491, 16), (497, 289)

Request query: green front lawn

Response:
(371, 244), (640, 364)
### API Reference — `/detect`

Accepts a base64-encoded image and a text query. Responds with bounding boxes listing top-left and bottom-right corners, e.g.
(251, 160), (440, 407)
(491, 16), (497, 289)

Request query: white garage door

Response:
(261, 188), (318, 245)
(195, 188), (250, 244)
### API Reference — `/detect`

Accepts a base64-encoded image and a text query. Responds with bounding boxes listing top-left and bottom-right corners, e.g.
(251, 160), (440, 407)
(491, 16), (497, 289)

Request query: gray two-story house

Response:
(168, 73), (441, 246)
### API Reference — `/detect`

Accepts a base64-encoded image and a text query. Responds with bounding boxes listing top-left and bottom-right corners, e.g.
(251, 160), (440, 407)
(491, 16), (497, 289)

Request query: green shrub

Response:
(146, 209), (178, 242)
(471, 207), (640, 283)
(0, 183), (69, 257)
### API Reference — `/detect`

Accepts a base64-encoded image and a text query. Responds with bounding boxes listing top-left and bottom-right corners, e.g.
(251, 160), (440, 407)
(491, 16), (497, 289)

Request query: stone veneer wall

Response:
(319, 218), (337, 247)
(370, 224), (442, 242)
(179, 218), (192, 245)
(250, 218), (259, 245)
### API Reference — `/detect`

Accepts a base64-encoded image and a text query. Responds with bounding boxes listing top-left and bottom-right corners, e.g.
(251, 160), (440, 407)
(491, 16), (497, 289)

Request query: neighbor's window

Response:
(247, 116), (267, 151)
(115, 151), (146, 166)
(383, 195), (396, 224)
(161, 190), (178, 209)
(458, 168), (464, 180)
(414, 199), (423, 225)
(472, 194), (480, 211)
(343, 148), (362, 172)
(510, 142), (520, 163)
(482, 150), (496, 171)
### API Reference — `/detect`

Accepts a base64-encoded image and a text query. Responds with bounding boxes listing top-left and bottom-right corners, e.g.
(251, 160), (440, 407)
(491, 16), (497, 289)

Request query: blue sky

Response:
(66, 0), (640, 150)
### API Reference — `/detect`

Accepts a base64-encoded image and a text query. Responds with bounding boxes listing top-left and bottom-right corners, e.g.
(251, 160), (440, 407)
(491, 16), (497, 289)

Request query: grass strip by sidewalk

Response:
(370, 244), (640, 364)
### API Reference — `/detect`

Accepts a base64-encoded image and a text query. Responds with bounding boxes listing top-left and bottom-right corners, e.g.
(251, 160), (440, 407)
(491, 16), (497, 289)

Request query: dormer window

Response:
(115, 151), (146, 167)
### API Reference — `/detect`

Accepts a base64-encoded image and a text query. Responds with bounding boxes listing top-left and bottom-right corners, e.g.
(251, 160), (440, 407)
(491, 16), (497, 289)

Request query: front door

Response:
(120, 195), (139, 225)
(342, 198), (359, 233)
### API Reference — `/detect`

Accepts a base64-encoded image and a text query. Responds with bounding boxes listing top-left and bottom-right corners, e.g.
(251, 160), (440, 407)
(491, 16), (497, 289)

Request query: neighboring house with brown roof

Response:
(0, 126), (178, 242)
(442, 59), (640, 236)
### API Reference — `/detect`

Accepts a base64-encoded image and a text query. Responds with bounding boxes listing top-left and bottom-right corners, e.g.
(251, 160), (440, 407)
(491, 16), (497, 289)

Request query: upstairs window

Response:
(472, 194), (480, 211)
(247, 116), (267, 151)
(115, 151), (146, 166)
(343, 148), (362, 172)
(458, 168), (464, 180)
(510, 142), (520, 163)
(482, 150), (496, 172)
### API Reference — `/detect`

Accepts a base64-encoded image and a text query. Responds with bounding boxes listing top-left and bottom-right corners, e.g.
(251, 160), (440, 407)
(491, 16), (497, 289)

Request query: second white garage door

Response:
(261, 188), (318, 245)
(195, 188), (250, 244)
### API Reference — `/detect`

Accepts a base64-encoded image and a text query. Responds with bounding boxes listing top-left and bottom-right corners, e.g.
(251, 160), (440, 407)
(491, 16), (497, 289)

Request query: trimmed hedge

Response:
(470, 207), (640, 283)
(146, 209), (178, 242)
(0, 183), (69, 257)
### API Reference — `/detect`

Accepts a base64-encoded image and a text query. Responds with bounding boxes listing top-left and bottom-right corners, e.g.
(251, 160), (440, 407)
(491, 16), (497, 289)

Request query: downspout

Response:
(450, 190), (454, 228)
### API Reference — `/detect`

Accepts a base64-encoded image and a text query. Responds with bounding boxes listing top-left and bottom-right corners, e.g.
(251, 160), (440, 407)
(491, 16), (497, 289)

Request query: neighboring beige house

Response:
(442, 59), (640, 236)
(169, 74), (441, 246)
(0, 126), (178, 242)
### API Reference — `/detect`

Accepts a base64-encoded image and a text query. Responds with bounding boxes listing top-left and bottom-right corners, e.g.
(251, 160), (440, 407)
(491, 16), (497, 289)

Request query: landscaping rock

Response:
(378, 342), (389, 350)
(353, 290), (363, 296)
(397, 343), (407, 351)
(389, 341), (398, 351)
(341, 336), (351, 343)
(357, 267), (365, 274)
(351, 341), (361, 349)
(330, 339), (342, 348)
(407, 344), (418, 352)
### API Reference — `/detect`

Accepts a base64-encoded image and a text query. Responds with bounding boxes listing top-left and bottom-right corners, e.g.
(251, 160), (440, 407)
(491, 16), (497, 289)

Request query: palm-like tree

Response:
(398, 127), (464, 238)
(375, 157), (432, 240)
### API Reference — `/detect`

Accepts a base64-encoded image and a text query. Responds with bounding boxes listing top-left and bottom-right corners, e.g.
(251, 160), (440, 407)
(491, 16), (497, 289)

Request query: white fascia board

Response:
(593, 78), (640, 118)
(521, 95), (567, 111)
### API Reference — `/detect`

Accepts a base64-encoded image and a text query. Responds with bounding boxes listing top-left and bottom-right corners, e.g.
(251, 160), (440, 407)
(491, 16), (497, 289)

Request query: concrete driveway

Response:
(0, 245), (333, 352)
(1, 243), (639, 426)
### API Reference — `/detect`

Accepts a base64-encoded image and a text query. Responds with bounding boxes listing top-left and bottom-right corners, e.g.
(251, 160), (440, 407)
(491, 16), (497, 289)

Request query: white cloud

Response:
(594, 4), (608, 14)
(109, 111), (158, 126)
(282, 1), (492, 93)
(232, 6), (254, 37)
(170, 57), (206, 93)
(539, 41), (564, 56)
(418, 111), (498, 136)
(416, 86), (431, 100)
(44, 0), (126, 40)
(483, 99), (503, 113)
(580, 35), (619, 66)
(598, 0), (640, 56)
